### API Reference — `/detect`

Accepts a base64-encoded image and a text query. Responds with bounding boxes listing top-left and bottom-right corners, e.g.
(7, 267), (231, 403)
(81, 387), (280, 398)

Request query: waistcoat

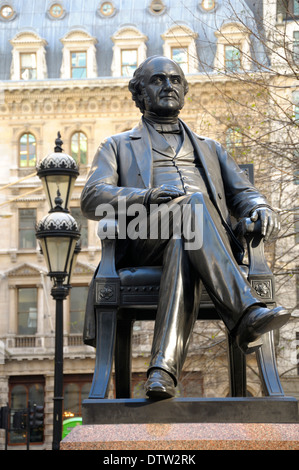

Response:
(145, 121), (209, 195)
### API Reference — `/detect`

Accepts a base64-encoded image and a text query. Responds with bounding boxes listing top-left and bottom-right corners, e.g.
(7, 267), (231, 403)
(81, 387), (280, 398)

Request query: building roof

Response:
(0, 0), (266, 80)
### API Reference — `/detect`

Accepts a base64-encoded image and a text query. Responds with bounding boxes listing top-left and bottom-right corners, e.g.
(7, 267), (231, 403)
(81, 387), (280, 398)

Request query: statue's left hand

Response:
(250, 207), (280, 242)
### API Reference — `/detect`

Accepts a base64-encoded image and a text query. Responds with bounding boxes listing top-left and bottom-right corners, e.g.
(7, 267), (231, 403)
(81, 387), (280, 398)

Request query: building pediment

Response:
(112, 25), (148, 42)
(61, 28), (97, 45)
(10, 30), (47, 46)
(73, 261), (95, 276)
(5, 263), (46, 278)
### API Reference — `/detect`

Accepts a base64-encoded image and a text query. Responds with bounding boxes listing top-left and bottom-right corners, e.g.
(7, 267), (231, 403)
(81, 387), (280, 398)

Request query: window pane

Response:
(20, 53), (37, 80)
(69, 286), (89, 333)
(295, 0), (299, 15)
(121, 50), (137, 77)
(29, 384), (44, 443)
(81, 383), (90, 402)
(201, 0), (215, 10)
(71, 52), (87, 78)
(64, 383), (79, 417)
(10, 381), (44, 445)
(18, 287), (37, 335)
(225, 45), (241, 71)
(19, 208), (36, 249)
(19, 133), (36, 168)
(226, 127), (243, 157)
(71, 132), (87, 165)
(172, 48), (188, 73)
(10, 385), (27, 444)
(11, 385), (27, 409)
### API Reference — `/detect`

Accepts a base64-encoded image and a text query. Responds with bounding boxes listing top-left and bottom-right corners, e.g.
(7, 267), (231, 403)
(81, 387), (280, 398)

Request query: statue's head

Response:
(128, 55), (189, 117)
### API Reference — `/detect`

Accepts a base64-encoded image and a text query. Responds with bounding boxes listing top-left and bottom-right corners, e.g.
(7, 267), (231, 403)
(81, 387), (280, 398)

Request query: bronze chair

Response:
(87, 164), (285, 400)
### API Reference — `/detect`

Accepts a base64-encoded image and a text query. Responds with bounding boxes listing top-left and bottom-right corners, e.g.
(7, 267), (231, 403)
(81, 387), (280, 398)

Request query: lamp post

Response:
(35, 134), (80, 450)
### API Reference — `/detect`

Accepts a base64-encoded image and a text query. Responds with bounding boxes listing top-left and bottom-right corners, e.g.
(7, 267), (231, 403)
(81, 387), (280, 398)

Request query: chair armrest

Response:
(96, 219), (119, 279)
(236, 217), (275, 303)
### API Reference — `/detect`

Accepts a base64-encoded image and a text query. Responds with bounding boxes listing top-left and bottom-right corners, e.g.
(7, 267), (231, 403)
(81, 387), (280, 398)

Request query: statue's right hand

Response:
(148, 185), (185, 205)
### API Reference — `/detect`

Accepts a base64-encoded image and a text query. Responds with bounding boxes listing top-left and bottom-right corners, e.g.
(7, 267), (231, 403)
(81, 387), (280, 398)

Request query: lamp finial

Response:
(54, 132), (63, 153)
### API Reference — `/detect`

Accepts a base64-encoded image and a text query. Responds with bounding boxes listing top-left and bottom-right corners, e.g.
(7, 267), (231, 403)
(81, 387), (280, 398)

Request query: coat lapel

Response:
(180, 120), (219, 206)
(129, 120), (153, 188)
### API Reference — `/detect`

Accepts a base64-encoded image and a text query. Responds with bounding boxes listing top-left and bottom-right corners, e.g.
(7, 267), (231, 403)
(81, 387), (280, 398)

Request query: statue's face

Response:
(141, 57), (185, 117)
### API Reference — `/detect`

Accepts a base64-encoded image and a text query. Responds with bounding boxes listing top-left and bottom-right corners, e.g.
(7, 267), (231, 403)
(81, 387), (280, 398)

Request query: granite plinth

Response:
(82, 397), (299, 425)
(61, 422), (299, 450)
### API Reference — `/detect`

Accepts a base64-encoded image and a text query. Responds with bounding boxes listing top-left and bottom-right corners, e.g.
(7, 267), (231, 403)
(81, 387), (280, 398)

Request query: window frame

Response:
(60, 29), (98, 79)
(121, 48), (138, 77)
(19, 132), (36, 168)
(70, 131), (88, 165)
(148, 0), (166, 15)
(162, 25), (199, 74)
(224, 44), (241, 72)
(10, 31), (47, 80)
(70, 51), (87, 79)
(277, 0), (299, 19)
(171, 46), (189, 74)
(214, 22), (252, 72)
(99, 1), (115, 17)
(226, 126), (243, 158)
(9, 376), (45, 446)
(17, 286), (38, 335)
(0, 4), (14, 20)
(49, 3), (64, 18)
(63, 374), (93, 419)
(20, 52), (37, 80)
(18, 208), (37, 250)
(200, 0), (215, 12)
(111, 26), (147, 77)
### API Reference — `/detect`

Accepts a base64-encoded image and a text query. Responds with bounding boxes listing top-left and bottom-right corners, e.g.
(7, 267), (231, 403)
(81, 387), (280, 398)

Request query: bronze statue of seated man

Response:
(81, 56), (290, 399)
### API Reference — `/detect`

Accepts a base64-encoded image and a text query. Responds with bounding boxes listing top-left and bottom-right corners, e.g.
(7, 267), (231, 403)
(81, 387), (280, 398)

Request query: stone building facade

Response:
(0, 0), (298, 449)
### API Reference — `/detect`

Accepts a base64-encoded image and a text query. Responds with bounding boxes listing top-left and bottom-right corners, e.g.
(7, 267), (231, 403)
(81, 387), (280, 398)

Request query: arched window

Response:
(226, 127), (243, 158)
(71, 132), (87, 165)
(19, 133), (36, 168)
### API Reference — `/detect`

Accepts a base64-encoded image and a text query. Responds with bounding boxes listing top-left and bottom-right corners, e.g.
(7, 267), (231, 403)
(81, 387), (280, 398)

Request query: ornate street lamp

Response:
(36, 204), (80, 286)
(36, 132), (79, 213)
(35, 133), (80, 451)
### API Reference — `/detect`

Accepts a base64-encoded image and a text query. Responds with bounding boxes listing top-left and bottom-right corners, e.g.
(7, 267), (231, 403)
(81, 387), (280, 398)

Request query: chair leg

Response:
(88, 308), (117, 399)
(227, 332), (247, 397)
(115, 319), (133, 398)
(255, 331), (285, 396)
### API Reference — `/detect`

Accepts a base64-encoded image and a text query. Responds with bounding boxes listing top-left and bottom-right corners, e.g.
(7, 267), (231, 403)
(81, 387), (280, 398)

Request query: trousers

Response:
(130, 191), (263, 383)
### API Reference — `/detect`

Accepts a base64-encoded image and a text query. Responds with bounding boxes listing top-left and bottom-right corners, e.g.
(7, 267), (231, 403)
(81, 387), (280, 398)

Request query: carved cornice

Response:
(0, 75), (267, 118)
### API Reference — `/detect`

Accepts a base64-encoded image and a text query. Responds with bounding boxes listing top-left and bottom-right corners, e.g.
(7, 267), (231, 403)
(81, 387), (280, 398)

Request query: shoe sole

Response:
(238, 307), (290, 354)
(146, 389), (174, 400)
(145, 382), (175, 400)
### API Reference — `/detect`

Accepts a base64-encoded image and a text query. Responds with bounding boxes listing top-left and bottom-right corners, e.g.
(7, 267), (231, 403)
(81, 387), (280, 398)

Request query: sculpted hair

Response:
(128, 56), (189, 113)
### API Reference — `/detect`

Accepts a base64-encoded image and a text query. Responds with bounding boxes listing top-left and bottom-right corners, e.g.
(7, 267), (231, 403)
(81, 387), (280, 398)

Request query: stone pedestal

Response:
(61, 422), (299, 450)
(61, 397), (299, 451)
(82, 397), (299, 425)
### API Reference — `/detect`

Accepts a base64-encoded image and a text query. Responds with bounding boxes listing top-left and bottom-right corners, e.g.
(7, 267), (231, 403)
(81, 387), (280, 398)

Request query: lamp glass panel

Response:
(45, 237), (72, 273)
(43, 175), (76, 210)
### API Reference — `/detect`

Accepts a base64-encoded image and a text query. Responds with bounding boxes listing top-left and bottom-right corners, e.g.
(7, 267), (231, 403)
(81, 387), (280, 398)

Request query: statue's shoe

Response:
(235, 306), (290, 354)
(145, 368), (176, 399)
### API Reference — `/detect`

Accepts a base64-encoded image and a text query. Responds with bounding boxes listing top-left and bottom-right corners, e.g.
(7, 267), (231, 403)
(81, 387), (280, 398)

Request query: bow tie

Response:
(154, 123), (182, 134)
